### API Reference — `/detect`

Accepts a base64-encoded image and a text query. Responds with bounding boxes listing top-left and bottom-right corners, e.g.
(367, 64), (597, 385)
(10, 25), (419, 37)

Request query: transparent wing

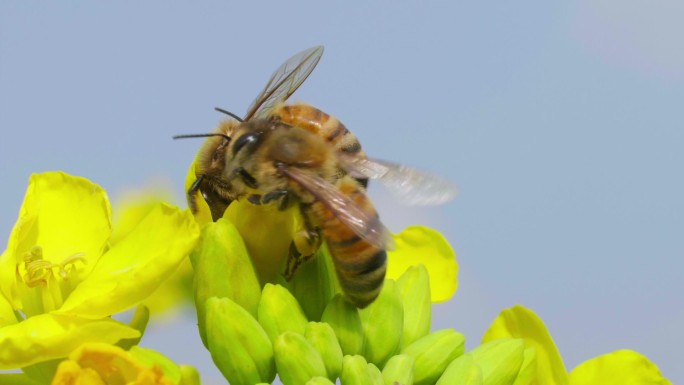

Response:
(342, 157), (457, 206)
(244, 46), (324, 121)
(279, 166), (393, 250)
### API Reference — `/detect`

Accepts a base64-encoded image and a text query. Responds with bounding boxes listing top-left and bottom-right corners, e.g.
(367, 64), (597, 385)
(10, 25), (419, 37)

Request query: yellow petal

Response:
(110, 189), (175, 245)
(0, 294), (17, 328)
(185, 160), (212, 226)
(141, 257), (194, 316)
(111, 192), (195, 315)
(482, 305), (569, 385)
(55, 203), (199, 318)
(385, 226), (458, 303)
(52, 360), (106, 385)
(0, 314), (139, 369)
(225, 200), (297, 284)
(568, 350), (672, 385)
(0, 172), (112, 309)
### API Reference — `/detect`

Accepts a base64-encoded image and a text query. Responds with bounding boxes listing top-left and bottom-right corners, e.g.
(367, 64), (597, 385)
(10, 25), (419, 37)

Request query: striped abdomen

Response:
(272, 102), (368, 188)
(271, 102), (364, 156)
(309, 176), (387, 308)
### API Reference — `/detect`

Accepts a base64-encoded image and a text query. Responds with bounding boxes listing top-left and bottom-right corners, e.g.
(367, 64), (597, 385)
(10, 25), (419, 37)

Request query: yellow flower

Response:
(482, 305), (672, 385)
(0, 172), (199, 369)
(51, 343), (176, 385)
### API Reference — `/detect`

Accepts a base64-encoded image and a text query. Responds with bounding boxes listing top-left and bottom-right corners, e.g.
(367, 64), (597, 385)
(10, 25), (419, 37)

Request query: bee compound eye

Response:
(232, 132), (262, 155)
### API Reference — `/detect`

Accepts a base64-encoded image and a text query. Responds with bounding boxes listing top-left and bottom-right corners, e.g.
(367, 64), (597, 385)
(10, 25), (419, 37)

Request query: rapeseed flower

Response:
(51, 343), (199, 385)
(0, 172), (199, 371)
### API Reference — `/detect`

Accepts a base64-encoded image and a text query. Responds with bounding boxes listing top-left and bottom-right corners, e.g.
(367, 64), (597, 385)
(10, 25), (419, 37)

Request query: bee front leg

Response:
(261, 189), (290, 210)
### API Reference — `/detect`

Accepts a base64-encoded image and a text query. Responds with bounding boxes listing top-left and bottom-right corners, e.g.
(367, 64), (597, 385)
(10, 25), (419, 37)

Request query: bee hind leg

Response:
(284, 212), (321, 280)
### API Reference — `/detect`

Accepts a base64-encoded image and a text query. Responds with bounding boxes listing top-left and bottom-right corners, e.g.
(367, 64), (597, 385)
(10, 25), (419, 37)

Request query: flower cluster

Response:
(191, 216), (673, 385)
(0, 172), (673, 385)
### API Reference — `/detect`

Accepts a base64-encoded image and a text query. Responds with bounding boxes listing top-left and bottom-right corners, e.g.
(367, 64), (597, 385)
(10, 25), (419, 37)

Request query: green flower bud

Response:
(286, 244), (341, 321)
(359, 279), (403, 367)
(436, 355), (483, 385)
(382, 354), (415, 385)
(402, 329), (466, 385)
(179, 365), (201, 385)
(205, 297), (275, 385)
(191, 219), (261, 346)
(129, 345), (181, 382)
(396, 264), (431, 348)
(275, 331), (328, 385)
(341, 355), (373, 385)
(305, 322), (344, 380)
(321, 294), (364, 355)
(366, 362), (384, 385)
(468, 338), (525, 385)
(258, 283), (309, 342)
(306, 377), (336, 385)
(512, 346), (537, 385)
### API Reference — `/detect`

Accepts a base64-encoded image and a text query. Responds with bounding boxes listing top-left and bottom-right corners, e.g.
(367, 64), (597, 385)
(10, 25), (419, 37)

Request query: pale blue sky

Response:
(1, 2), (682, 383)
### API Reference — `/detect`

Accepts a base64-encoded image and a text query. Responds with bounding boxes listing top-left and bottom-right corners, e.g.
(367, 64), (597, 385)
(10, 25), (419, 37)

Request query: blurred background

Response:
(1, 2), (681, 383)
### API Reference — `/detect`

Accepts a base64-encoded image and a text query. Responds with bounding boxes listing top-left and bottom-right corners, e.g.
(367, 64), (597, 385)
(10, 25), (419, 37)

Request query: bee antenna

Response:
(215, 107), (244, 122)
(173, 133), (232, 141)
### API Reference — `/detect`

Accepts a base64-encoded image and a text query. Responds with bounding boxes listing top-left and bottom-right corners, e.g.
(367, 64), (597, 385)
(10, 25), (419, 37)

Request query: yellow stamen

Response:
(21, 247), (87, 287)
(57, 253), (87, 280)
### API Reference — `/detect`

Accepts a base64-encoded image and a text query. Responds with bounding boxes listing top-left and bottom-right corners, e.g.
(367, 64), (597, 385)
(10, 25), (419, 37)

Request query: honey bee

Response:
(175, 46), (456, 307)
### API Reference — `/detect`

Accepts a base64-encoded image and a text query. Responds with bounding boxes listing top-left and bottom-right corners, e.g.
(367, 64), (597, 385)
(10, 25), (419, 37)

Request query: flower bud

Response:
(468, 338), (525, 385)
(341, 355), (373, 385)
(436, 354), (483, 385)
(274, 331), (328, 385)
(286, 244), (341, 321)
(366, 362), (384, 385)
(321, 294), (364, 355)
(359, 280), (403, 367)
(306, 377), (336, 385)
(179, 365), (201, 385)
(396, 264), (431, 348)
(205, 297), (275, 385)
(402, 329), (466, 385)
(258, 283), (309, 342)
(382, 354), (415, 385)
(305, 322), (344, 380)
(191, 219), (261, 346)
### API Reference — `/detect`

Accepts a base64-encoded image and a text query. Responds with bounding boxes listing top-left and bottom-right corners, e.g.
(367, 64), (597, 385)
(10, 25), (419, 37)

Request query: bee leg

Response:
(284, 204), (321, 280)
(247, 194), (262, 205)
(284, 229), (321, 281)
(262, 189), (288, 203)
(186, 175), (204, 215)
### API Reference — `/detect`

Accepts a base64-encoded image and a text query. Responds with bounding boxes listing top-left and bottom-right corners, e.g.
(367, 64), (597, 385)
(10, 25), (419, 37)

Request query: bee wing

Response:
(244, 46), (324, 121)
(342, 157), (457, 206)
(279, 166), (394, 250)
